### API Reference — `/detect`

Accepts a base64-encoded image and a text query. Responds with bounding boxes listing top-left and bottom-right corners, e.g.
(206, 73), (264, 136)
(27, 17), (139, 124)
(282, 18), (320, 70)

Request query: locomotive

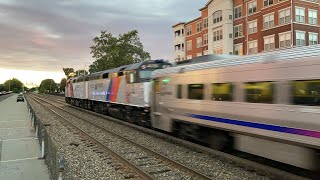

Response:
(65, 60), (171, 126)
(67, 45), (320, 171)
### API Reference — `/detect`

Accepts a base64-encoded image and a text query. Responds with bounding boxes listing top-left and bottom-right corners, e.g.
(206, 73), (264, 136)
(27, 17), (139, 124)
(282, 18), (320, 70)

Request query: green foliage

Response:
(59, 78), (67, 92)
(28, 87), (38, 92)
(74, 70), (88, 77)
(0, 84), (4, 91)
(63, 68), (75, 78)
(39, 79), (57, 93)
(89, 30), (151, 73)
(3, 78), (24, 93)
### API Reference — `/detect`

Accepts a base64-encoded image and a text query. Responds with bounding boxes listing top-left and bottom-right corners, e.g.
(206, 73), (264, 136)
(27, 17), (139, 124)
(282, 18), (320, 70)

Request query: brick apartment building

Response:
(173, 0), (320, 62)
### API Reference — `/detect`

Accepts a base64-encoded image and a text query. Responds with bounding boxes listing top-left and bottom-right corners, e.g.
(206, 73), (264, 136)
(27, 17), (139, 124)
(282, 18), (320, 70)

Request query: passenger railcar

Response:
(151, 45), (320, 170)
(65, 60), (171, 126)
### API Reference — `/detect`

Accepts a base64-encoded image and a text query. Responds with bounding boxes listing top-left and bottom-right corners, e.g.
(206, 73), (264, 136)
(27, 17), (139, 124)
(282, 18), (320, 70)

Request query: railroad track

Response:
(29, 94), (212, 180)
(36, 94), (309, 179)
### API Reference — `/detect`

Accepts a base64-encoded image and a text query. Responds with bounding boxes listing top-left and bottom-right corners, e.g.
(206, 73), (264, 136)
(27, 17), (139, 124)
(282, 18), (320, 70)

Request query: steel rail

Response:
(30, 94), (212, 180)
(29, 95), (154, 180)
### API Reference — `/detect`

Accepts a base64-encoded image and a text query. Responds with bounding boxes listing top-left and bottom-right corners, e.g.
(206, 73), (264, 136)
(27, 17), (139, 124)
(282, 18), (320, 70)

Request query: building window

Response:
(234, 43), (243, 55)
(279, 32), (291, 48)
(186, 26), (192, 36)
(187, 40), (192, 51)
(296, 31), (305, 46)
(213, 29), (223, 41)
(248, 1), (257, 15)
(264, 0), (274, 7)
(214, 48), (223, 54)
(309, 33), (318, 45)
(264, 14), (274, 29)
(234, 24), (243, 38)
(196, 37), (202, 48)
(188, 84), (204, 100)
(182, 43), (184, 51)
(245, 82), (274, 104)
(212, 83), (233, 101)
(295, 7), (305, 23)
(264, 36), (275, 51)
(234, 6), (242, 19)
(203, 34), (208, 45)
(308, 10), (318, 25)
(279, 8), (291, 25)
(248, 40), (258, 54)
(248, 20), (257, 34)
(203, 18), (208, 29)
(213, 10), (222, 24)
(197, 22), (202, 32)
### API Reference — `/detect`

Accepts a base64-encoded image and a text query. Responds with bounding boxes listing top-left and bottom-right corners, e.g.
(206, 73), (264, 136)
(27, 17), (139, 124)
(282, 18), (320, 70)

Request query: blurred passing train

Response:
(67, 45), (320, 171)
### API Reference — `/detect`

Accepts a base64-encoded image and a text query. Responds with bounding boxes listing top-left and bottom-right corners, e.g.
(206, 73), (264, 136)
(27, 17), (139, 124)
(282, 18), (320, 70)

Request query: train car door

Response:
(151, 79), (161, 128)
(151, 78), (172, 132)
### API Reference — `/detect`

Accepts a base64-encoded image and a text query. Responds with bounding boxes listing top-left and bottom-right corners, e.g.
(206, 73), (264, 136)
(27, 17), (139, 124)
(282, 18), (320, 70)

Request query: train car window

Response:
(73, 79), (77, 83)
(292, 80), (320, 106)
(103, 73), (109, 79)
(245, 82), (274, 103)
(188, 84), (204, 100)
(85, 76), (90, 81)
(177, 85), (183, 99)
(212, 83), (233, 101)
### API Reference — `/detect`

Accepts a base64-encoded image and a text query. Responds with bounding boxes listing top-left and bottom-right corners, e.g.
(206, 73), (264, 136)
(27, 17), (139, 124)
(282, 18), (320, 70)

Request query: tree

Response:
(63, 68), (75, 78)
(89, 30), (151, 73)
(74, 70), (88, 77)
(0, 84), (4, 92)
(60, 78), (67, 92)
(28, 87), (38, 92)
(3, 78), (24, 93)
(39, 79), (57, 93)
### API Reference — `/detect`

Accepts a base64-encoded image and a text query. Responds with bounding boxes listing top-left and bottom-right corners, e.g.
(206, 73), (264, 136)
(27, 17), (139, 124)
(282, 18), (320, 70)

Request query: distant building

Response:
(173, 0), (320, 62)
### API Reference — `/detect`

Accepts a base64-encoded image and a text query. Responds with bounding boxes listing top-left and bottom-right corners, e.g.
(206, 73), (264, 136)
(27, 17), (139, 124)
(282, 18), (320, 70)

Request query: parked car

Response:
(17, 94), (24, 102)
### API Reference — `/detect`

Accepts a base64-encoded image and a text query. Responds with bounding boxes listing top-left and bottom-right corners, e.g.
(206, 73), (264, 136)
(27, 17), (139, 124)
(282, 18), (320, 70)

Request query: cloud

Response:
(0, 0), (207, 72)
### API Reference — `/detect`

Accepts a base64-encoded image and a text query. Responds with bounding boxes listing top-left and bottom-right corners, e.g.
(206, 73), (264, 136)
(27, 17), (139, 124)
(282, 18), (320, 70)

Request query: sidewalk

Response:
(0, 94), (50, 180)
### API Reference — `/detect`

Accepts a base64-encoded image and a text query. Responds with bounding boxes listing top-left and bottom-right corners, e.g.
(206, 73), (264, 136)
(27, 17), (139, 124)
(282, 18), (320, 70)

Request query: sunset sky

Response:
(0, 0), (207, 87)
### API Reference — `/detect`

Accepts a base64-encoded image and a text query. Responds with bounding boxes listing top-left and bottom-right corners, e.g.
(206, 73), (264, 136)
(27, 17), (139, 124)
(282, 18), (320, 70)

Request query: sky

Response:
(0, 0), (207, 87)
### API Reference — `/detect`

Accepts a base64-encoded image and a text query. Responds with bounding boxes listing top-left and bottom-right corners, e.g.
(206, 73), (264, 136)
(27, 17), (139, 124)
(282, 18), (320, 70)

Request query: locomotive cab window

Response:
(245, 82), (274, 103)
(292, 80), (320, 106)
(188, 84), (204, 100)
(212, 83), (233, 101)
(177, 85), (183, 99)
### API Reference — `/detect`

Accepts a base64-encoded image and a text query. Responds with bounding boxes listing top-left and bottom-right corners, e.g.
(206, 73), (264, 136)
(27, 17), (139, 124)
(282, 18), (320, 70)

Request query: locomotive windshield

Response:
(139, 70), (152, 79)
(137, 62), (171, 82)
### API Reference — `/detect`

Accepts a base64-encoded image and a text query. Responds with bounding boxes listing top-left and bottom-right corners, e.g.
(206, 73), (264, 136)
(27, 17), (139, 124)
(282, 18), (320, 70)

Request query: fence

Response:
(26, 100), (64, 180)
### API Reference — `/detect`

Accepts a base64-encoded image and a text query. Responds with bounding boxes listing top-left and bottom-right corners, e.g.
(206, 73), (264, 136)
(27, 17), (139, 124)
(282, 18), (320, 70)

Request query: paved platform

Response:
(0, 94), (50, 180)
